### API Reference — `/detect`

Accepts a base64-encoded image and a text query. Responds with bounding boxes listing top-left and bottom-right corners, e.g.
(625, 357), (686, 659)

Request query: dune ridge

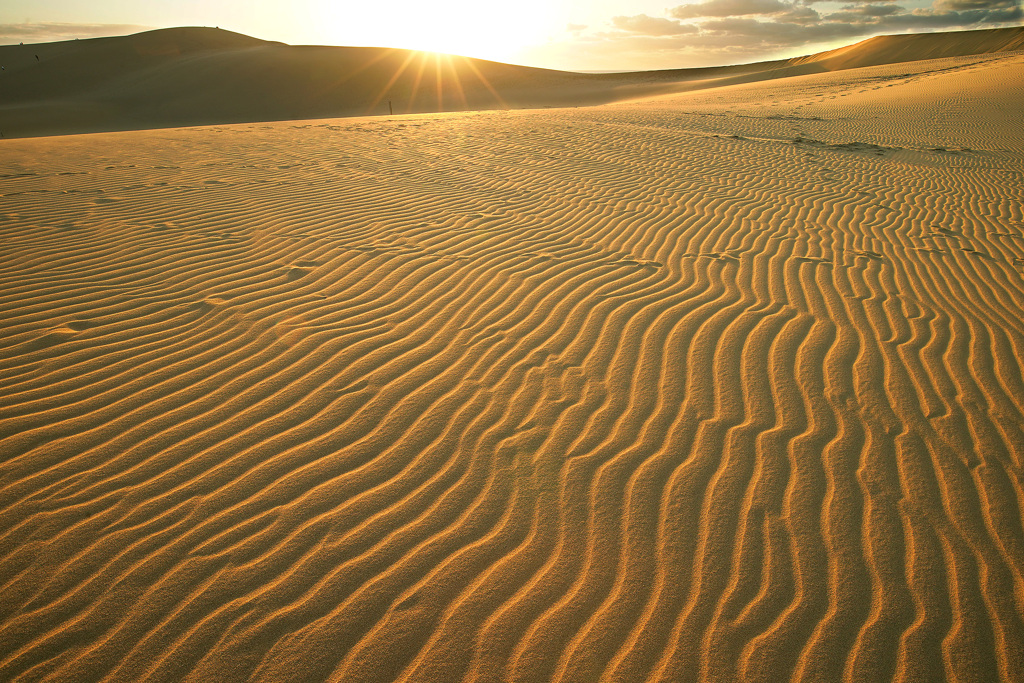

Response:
(1, 45), (1024, 683)
(0, 25), (1022, 138)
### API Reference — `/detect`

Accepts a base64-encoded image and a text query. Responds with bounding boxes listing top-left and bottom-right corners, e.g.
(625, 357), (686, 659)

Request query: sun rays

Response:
(364, 50), (506, 116)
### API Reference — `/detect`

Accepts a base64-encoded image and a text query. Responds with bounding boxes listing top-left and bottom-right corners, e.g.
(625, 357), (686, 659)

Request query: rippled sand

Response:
(1, 50), (1023, 682)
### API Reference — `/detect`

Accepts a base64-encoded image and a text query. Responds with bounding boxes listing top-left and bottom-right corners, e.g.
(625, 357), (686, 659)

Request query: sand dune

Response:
(0, 26), (1022, 138)
(1, 35), (1024, 683)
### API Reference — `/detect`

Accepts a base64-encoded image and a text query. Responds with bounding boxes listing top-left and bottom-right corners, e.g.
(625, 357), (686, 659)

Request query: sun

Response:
(316, 0), (563, 63)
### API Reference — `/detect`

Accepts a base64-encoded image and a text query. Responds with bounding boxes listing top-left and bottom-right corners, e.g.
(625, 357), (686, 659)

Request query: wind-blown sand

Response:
(1, 38), (1024, 683)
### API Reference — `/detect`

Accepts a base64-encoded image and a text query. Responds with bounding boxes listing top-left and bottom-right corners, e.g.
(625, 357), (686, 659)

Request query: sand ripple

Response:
(1, 54), (1023, 682)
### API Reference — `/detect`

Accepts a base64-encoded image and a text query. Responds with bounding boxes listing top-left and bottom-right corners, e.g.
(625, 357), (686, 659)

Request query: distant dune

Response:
(0, 25), (1022, 137)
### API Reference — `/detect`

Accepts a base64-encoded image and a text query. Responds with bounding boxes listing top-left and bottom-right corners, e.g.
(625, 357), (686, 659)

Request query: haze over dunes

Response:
(2, 27), (1024, 683)
(0, 26), (1023, 138)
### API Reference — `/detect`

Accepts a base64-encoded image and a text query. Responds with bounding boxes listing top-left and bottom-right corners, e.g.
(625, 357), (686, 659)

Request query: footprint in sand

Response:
(186, 297), (229, 315)
(704, 251), (741, 263)
(26, 321), (90, 350)
(186, 301), (217, 315)
(284, 266), (313, 281)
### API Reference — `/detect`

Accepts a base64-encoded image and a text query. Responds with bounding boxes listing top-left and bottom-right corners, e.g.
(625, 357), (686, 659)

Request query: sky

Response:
(0, 0), (1020, 70)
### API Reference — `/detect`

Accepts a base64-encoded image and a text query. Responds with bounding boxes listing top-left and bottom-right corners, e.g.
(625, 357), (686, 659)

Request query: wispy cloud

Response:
(611, 14), (699, 35)
(532, 0), (1022, 69)
(670, 0), (791, 19)
(0, 23), (152, 46)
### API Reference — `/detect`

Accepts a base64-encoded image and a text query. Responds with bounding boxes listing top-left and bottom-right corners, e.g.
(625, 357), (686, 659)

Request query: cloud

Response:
(527, 0), (1021, 71)
(693, 2), (1022, 46)
(693, 16), (867, 43)
(825, 3), (906, 18)
(671, 0), (790, 19)
(0, 22), (151, 46)
(933, 0), (1018, 9)
(567, 23), (588, 33)
(602, 0), (1022, 60)
(611, 14), (699, 35)
(802, 0), (901, 4)
(776, 6), (823, 23)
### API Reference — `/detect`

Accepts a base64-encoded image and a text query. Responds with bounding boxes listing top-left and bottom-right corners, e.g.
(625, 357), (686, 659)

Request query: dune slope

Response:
(0, 49), (1023, 682)
(0, 25), (1022, 138)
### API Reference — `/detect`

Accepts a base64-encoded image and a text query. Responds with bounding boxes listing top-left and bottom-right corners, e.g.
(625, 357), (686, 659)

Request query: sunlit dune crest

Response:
(0, 25), (1021, 138)
(1, 23), (1024, 683)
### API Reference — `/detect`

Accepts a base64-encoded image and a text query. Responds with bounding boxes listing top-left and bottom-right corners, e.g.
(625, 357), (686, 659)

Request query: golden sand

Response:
(0, 26), (1021, 138)
(1, 34), (1023, 683)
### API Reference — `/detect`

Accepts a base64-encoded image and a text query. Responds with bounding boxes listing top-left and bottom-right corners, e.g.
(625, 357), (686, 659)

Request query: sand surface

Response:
(1, 26), (1022, 138)
(1, 49), (1024, 682)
